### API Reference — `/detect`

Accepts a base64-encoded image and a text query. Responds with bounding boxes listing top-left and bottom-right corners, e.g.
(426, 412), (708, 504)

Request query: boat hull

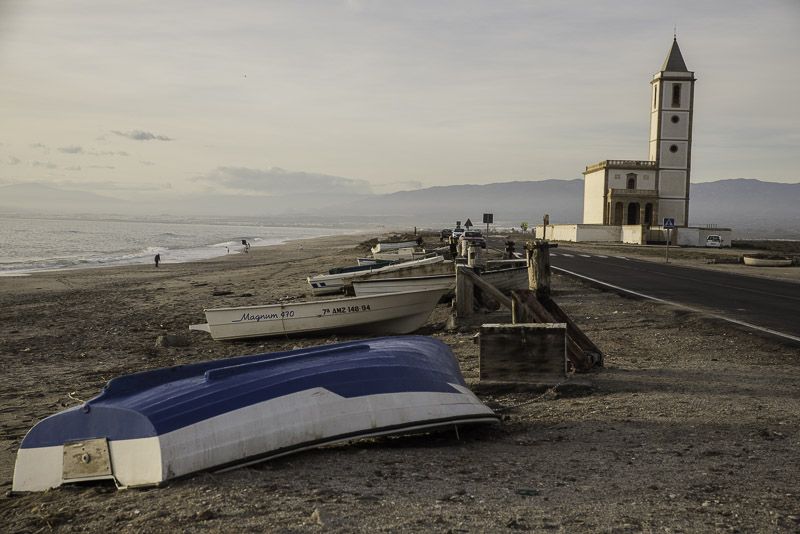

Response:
(13, 337), (497, 492)
(481, 266), (529, 293)
(371, 241), (418, 254)
(191, 288), (446, 341)
(352, 274), (455, 296)
(308, 255), (444, 296)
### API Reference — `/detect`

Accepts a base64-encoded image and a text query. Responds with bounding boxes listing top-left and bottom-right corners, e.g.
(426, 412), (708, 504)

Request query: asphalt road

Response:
(549, 247), (800, 342)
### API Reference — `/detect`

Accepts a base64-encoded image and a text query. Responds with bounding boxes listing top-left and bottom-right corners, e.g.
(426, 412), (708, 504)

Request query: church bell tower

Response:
(649, 38), (696, 227)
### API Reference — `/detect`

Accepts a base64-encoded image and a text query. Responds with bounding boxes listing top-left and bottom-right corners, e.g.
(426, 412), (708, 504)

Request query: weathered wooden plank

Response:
(511, 289), (555, 323)
(479, 323), (567, 383)
(511, 289), (598, 371)
(543, 299), (604, 369)
(458, 266), (512, 310)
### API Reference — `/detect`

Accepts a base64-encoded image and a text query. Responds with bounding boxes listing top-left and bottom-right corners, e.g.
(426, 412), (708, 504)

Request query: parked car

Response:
(459, 230), (486, 249)
(440, 228), (452, 241)
(705, 234), (723, 248)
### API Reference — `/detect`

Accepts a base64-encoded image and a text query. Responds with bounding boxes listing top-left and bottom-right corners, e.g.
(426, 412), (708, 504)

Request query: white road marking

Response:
(560, 253), (574, 257)
(550, 253), (558, 256)
(552, 266), (800, 344)
(579, 254), (591, 258)
(614, 256), (628, 260)
(596, 255), (608, 259)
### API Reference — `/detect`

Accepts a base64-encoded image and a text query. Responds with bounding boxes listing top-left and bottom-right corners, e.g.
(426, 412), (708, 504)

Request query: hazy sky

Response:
(1, 0), (798, 201)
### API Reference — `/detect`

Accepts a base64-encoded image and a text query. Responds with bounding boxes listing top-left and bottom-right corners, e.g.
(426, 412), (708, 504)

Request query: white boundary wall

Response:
(536, 224), (620, 242)
(621, 225), (645, 244)
(676, 227), (733, 248)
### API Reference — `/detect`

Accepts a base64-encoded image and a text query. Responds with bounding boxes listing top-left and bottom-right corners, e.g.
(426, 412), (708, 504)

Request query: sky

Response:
(1, 0), (798, 203)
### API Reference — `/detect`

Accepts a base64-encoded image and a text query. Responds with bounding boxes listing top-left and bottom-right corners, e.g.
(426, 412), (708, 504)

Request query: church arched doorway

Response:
(644, 203), (654, 225)
(627, 202), (640, 225)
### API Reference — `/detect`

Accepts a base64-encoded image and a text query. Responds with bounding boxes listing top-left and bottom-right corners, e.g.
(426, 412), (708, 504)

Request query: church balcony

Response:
(584, 159), (657, 174)
(608, 188), (658, 198)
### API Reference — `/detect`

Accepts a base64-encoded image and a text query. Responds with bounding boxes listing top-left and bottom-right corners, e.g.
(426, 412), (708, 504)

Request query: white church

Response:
(537, 38), (731, 246)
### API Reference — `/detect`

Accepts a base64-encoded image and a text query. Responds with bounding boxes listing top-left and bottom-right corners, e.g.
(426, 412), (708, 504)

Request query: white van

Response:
(705, 235), (723, 248)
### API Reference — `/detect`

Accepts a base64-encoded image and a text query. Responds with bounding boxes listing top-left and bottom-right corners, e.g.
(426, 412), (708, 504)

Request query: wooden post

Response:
(455, 266), (474, 318)
(526, 240), (551, 301)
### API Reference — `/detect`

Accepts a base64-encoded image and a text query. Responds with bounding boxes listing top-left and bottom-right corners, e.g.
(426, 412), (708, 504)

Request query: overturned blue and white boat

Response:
(13, 336), (497, 492)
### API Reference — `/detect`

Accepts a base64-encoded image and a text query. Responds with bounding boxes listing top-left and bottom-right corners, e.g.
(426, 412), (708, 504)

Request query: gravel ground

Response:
(1, 233), (798, 533)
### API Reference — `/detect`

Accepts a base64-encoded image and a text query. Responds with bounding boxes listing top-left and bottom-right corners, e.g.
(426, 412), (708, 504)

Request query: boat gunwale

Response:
(202, 288), (447, 313)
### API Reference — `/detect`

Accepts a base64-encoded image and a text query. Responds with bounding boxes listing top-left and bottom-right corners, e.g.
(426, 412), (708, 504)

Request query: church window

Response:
(653, 86), (658, 109)
(626, 173), (637, 189)
(669, 144), (678, 153)
(671, 84), (681, 107)
(671, 115), (680, 123)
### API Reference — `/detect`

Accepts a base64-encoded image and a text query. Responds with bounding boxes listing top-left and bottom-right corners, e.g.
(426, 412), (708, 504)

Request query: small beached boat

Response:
(308, 255), (444, 296)
(743, 254), (793, 267)
(189, 288), (447, 341)
(13, 336), (498, 492)
(352, 273), (455, 296)
(371, 240), (419, 254)
(371, 248), (430, 262)
(481, 266), (529, 293)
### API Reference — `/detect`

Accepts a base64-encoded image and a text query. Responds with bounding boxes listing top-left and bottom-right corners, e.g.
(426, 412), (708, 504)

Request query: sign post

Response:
(483, 213), (493, 237)
(663, 218), (675, 263)
(543, 214), (550, 240)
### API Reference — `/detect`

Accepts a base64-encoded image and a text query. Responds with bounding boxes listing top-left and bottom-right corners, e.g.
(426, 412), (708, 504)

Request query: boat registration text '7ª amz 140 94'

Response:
(321, 304), (371, 316)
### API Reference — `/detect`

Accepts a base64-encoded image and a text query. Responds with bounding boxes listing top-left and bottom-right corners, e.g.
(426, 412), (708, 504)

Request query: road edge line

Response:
(553, 266), (800, 345)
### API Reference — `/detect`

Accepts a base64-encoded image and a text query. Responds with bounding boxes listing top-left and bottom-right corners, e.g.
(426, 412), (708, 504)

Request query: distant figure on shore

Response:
(154, 253), (161, 268)
(241, 239), (250, 253)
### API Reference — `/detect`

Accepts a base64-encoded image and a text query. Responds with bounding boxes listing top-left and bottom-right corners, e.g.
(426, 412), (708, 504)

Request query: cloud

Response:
(112, 130), (172, 141)
(87, 165), (116, 169)
(59, 145), (83, 154)
(30, 143), (49, 152)
(7, 156), (21, 165)
(194, 166), (373, 195)
(88, 149), (129, 156)
(31, 160), (58, 169)
(140, 160), (155, 166)
(55, 179), (169, 192)
(65, 166), (81, 171)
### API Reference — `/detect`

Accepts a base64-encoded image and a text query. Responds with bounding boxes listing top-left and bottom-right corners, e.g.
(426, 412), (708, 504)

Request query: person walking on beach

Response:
(154, 253), (161, 268)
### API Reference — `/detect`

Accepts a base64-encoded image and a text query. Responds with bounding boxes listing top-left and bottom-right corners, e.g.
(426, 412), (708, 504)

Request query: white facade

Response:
(583, 39), (696, 229)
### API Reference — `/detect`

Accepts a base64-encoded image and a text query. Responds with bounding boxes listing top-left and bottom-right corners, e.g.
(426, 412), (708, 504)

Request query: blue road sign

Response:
(663, 218), (676, 229)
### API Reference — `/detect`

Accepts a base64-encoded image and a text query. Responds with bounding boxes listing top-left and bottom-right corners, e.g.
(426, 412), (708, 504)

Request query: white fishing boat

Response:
(372, 248), (429, 262)
(371, 240), (418, 254)
(189, 288), (447, 341)
(352, 274), (455, 296)
(481, 266), (529, 293)
(308, 255), (444, 296)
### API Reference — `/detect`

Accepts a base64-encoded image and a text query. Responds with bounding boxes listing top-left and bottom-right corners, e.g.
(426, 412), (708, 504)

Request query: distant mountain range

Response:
(1, 179), (798, 238)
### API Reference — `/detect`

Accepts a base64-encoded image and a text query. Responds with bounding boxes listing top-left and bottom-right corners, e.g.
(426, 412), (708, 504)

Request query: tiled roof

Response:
(661, 38), (689, 72)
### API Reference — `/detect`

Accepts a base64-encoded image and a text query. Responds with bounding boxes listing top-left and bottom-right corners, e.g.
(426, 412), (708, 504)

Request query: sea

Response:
(0, 215), (360, 276)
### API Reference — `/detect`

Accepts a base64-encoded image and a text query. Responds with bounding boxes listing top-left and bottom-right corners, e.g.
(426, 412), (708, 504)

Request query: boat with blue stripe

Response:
(13, 336), (497, 492)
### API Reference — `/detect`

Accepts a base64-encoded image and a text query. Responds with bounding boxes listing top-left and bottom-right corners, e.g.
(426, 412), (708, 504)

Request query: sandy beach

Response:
(1, 232), (799, 532)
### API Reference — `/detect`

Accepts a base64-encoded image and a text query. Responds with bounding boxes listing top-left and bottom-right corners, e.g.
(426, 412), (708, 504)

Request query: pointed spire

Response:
(661, 38), (689, 72)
